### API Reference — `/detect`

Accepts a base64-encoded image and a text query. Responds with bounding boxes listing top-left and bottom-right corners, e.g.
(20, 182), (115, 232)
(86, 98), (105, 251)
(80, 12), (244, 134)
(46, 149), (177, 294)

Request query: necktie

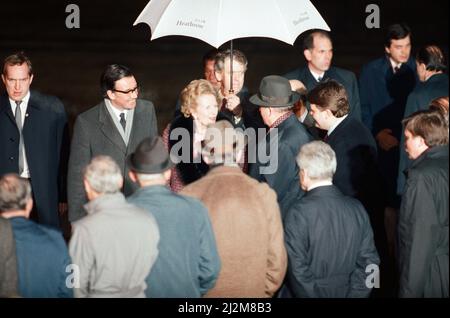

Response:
(393, 66), (400, 74)
(15, 101), (25, 174)
(317, 76), (323, 82)
(119, 113), (126, 131)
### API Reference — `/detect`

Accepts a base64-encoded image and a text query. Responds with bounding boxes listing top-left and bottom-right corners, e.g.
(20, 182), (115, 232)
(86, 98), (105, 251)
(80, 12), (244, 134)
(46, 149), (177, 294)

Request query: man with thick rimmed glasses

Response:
(67, 64), (158, 223)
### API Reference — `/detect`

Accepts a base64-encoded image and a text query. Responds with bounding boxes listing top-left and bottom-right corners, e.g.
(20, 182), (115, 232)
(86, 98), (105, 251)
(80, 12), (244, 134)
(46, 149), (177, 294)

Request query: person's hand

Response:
(376, 129), (399, 151)
(224, 95), (242, 116)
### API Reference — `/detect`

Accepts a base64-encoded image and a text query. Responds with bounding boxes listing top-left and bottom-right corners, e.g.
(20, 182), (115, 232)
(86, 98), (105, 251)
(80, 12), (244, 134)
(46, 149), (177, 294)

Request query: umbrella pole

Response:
(229, 39), (234, 94)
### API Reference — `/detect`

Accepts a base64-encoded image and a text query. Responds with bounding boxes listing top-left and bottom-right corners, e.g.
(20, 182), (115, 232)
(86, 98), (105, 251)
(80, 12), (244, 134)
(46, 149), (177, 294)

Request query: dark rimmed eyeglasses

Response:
(113, 85), (139, 95)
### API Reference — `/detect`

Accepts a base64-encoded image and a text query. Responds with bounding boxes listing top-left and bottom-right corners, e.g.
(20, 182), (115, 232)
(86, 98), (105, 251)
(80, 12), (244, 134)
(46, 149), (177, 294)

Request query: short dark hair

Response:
(3, 51), (33, 76)
(402, 109), (448, 147)
(100, 64), (134, 98)
(303, 29), (332, 51)
(416, 45), (447, 72)
(307, 80), (350, 117)
(384, 23), (411, 48)
(202, 49), (220, 68)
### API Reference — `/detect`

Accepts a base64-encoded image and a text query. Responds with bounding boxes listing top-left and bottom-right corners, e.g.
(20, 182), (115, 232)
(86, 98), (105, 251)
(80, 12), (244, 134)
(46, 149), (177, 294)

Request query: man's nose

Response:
(14, 80), (21, 90)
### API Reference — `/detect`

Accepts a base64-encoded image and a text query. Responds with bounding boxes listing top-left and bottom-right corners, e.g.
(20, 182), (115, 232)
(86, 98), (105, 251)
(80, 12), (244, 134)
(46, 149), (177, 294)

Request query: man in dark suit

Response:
(0, 174), (72, 298)
(0, 217), (18, 297)
(249, 75), (312, 219)
(282, 141), (379, 298)
(308, 81), (391, 296)
(358, 24), (418, 259)
(0, 52), (68, 229)
(308, 80), (379, 205)
(67, 64), (158, 223)
(397, 45), (449, 196)
(284, 30), (361, 120)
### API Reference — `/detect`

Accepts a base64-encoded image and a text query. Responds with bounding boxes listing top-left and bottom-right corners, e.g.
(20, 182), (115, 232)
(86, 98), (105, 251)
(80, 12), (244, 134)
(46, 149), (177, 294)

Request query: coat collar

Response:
(132, 184), (172, 197)
(306, 184), (342, 198)
(206, 165), (242, 177)
(84, 192), (127, 215)
(410, 145), (449, 170)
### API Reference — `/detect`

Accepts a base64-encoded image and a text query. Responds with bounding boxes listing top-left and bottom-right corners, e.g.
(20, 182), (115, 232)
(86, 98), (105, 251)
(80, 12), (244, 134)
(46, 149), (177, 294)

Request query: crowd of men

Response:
(0, 23), (448, 298)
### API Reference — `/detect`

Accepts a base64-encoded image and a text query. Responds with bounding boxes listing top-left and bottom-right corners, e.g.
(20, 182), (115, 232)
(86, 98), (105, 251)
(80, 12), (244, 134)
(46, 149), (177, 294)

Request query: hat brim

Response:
(249, 91), (301, 108)
(126, 153), (175, 174)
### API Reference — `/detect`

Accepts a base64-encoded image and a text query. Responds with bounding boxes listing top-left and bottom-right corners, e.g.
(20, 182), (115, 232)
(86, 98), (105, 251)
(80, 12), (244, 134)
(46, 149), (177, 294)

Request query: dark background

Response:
(0, 0), (448, 133)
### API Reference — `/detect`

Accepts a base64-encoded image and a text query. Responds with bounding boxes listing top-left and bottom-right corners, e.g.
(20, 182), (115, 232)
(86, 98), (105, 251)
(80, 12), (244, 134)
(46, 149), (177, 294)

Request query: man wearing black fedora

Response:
(249, 75), (312, 220)
(126, 136), (220, 298)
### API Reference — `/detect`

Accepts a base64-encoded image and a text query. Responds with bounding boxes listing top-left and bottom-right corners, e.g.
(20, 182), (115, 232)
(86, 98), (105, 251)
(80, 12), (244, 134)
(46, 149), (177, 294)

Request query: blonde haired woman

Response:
(163, 79), (220, 192)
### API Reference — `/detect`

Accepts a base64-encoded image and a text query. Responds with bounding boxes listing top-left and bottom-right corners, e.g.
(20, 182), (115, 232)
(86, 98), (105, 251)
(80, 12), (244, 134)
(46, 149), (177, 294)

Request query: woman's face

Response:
(191, 94), (219, 128)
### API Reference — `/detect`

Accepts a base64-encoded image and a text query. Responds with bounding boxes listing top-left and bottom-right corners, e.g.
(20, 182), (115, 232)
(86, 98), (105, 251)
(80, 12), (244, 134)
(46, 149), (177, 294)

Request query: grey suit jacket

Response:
(67, 99), (158, 222)
(0, 217), (19, 297)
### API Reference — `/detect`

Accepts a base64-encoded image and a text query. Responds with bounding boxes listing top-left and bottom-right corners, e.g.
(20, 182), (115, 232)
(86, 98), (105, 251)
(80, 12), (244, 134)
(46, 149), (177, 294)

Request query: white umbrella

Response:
(134, 0), (330, 91)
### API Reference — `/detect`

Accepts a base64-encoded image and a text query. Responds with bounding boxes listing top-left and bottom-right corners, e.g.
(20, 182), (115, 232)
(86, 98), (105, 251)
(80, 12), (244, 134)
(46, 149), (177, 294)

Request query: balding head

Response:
(0, 174), (32, 214)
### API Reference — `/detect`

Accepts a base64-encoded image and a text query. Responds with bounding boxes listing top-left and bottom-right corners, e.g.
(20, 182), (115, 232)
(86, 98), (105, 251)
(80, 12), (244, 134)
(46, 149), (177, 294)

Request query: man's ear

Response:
(324, 108), (335, 119)
(29, 74), (34, 85)
(25, 198), (33, 218)
(416, 135), (427, 148)
(129, 170), (137, 183)
(106, 90), (115, 101)
(304, 49), (312, 62)
(384, 45), (391, 56)
(1, 74), (5, 85)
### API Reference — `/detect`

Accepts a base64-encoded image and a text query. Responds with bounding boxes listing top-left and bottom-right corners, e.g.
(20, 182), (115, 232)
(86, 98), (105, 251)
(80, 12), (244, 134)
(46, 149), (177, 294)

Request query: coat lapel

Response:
(0, 94), (16, 125)
(127, 101), (144, 152)
(98, 102), (127, 154)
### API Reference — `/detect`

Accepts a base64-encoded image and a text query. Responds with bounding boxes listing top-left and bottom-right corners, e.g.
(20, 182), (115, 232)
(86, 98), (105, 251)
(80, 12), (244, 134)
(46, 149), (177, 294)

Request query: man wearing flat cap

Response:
(248, 75), (312, 220)
(181, 120), (287, 297)
(127, 136), (220, 298)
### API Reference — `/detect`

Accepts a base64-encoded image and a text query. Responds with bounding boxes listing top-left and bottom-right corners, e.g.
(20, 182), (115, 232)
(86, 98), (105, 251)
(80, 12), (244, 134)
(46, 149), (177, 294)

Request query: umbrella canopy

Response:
(133, 0), (330, 48)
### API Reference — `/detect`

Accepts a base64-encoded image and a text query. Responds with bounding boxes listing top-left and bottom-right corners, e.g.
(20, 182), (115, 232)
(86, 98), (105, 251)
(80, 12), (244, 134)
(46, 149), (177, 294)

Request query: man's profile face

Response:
(385, 35), (411, 64)
(108, 76), (139, 110)
(203, 59), (219, 88)
(1, 63), (33, 102)
(310, 103), (329, 130)
(404, 129), (424, 160)
(304, 36), (333, 74)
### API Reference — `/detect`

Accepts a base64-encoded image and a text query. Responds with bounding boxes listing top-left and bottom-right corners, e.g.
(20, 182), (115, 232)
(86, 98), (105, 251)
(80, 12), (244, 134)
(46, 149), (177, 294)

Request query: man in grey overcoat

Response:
(68, 64), (158, 222)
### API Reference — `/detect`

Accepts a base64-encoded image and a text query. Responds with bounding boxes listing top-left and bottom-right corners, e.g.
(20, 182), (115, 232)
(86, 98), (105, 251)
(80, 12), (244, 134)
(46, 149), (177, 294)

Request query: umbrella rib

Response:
(272, 0), (295, 45)
(215, 0), (224, 48)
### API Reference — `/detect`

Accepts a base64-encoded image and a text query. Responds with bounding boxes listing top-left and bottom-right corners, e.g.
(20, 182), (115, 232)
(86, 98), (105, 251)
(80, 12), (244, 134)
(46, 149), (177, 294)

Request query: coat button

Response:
(9, 156), (14, 161)
(10, 137), (15, 142)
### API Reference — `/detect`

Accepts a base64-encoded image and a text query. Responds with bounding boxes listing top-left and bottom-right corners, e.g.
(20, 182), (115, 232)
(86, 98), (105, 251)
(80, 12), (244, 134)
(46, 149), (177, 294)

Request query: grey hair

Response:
(83, 156), (123, 194)
(297, 141), (337, 181)
(214, 49), (248, 73)
(0, 174), (32, 212)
